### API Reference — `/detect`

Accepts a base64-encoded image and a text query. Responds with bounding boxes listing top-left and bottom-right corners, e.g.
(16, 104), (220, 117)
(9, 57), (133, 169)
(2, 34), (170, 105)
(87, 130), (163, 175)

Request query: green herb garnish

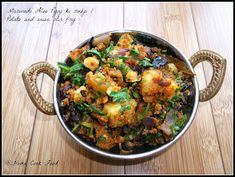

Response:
(139, 59), (153, 67)
(83, 49), (102, 59)
(76, 102), (85, 111)
(118, 56), (129, 60)
(168, 94), (182, 109)
(96, 135), (106, 144)
(130, 48), (140, 56)
(110, 88), (131, 112)
(58, 61), (83, 79)
(72, 74), (85, 86)
(117, 63), (130, 75)
(72, 123), (81, 132)
(103, 44), (114, 58)
(110, 88), (131, 102)
(170, 112), (188, 136)
(132, 90), (141, 99)
(83, 103), (106, 115)
(139, 103), (150, 120)
(81, 122), (94, 135)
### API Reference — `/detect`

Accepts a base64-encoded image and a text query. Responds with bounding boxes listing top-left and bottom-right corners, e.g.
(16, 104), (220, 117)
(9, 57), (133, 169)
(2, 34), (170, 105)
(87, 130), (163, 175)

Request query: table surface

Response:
(2, 2), (233, 174)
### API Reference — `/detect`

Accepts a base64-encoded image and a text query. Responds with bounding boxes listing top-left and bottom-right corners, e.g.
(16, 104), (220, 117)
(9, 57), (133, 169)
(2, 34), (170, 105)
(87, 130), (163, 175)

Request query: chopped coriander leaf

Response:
(130, 48), (140, 56)
(175, 74), (183, 83)
(110, 88), (131, 112)
(103, 44), (114, 58)
(76, 102), (86, 111)
(168, 94), (182, 109)
(81, 122), (94, 135)
(139, 59), (153, 67)
(118, 56), (129, 60)
(69, 62), (83, 72)
(94, 92), (101, 99)
(58, 62), (70, 73)
(117, 63), (130, 75)
(83, 103), (106, 115)
(132, 90), (141, 99)
(170, 112), (188, 136)
(72, 123), (80, 132)
(143, 57), (151, 61)
(159, 111), (167, 120)
(58, 61), (83, 79)
(83, 49), (102, 59)
(96, 135), (107, 144)
(72, 74), (85, 86)
(139, 103), (150, 120)
(110, 88), (131, 102)
(143, 132), (162, 142)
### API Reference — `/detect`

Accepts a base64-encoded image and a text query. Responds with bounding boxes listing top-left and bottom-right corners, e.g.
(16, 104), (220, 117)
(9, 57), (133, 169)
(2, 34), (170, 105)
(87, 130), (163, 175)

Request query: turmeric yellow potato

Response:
(69, 45), (88, 62)
(114, 59), (123, 66)
(140, 69), (163, 101)
(73, 86), (87, 103)
(125, 70), (140, 82)
(103, 102), (124, 128)
(83, 56), (99, 71)
(142, 95), (156, 103)
(103, 102), (122, 120)
(86, 72), (110, 94)
(123, 99), (138, 125)
(163, 81), (180, 99)
(106, 85), (121, 96)
(154, 103), (162, 115)
(94, 123), (116, 150)
(103, 99), (138, 128)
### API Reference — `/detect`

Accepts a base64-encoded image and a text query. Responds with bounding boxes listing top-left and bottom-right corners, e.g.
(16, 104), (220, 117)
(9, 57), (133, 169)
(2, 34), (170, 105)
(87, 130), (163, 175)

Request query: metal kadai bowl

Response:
(22, 30), (226, 159)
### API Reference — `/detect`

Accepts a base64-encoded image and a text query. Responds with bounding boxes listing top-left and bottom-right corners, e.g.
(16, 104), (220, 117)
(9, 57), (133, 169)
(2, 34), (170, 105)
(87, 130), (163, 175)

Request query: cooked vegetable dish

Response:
(58, 33), (195, 154)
